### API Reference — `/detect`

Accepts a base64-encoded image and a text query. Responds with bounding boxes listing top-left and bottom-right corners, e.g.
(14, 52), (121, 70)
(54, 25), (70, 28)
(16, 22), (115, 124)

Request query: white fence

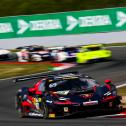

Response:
(0, 31), (126, 49)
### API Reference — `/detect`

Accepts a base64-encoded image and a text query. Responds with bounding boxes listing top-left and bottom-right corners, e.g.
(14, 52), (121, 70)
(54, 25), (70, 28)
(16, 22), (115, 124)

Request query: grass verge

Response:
(117, 86), (126, 96)
(105, 42), (126, 47)
(0, 62), (51, 79)
(117, 86), (126, 108)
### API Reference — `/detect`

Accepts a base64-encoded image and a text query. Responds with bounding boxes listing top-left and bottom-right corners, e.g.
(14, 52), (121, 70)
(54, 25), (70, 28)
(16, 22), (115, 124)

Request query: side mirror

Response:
(36, 91), (42, 95)
(28, 88), (36, 93)
(104, 79), (112, 84)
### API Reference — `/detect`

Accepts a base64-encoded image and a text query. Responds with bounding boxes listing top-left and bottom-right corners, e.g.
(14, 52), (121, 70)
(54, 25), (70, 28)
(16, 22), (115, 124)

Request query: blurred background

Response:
(0, 0), (126, 17)
(0, 0), (126, 79)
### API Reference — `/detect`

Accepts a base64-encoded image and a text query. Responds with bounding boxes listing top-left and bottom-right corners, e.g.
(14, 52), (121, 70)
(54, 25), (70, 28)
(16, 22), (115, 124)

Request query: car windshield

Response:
(64, 48), (78, 53)
(48, 78), (97, 92)
(87, 46), (102, 51)
(28, 47), (44, 52)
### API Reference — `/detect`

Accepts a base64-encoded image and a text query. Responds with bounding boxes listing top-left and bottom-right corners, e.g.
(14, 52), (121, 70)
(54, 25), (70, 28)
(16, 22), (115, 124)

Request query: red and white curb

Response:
(49, 63), (76, 71)
(116, 83), (126, 88)
(89, 112), (126, 119)
(91, 109), (126, 118)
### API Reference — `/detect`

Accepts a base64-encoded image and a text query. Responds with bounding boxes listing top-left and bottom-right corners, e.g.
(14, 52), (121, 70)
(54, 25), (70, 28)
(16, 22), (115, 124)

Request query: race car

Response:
(49, 46), (79, 62)
(76, 44), (112, 64)
(63, 47), (79, 62)
(15, 72), (121, 118)
(17, 45), (51, 61)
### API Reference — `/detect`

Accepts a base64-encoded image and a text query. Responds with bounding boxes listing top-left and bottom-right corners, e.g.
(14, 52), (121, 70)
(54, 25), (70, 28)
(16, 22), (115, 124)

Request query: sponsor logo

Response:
(17, 19), (62, 34)
(28, 112), (43, 117)
(66, 15), (112, 31)
(56, 90), (70, 95)
(49, 83), (57, 88)
(80, 93), (93, 99)
(83, 101), (98, 106)
(104, 91), (111, 96)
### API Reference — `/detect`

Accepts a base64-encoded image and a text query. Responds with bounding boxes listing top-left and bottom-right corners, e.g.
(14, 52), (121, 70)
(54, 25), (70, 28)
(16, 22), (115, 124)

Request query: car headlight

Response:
(59, 97), (70, 101)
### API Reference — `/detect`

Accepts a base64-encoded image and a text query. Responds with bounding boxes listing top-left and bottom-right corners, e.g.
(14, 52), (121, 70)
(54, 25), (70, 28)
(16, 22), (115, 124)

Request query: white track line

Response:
(116, 83), (126, 88)
(108, 46), (126, 48)
(0, 71), (52, 81)
(88, 113), (126, 119)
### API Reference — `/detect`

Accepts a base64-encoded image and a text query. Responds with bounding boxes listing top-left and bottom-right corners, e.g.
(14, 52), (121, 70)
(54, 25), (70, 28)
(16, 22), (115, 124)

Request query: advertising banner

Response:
(0, 7), (126, 39)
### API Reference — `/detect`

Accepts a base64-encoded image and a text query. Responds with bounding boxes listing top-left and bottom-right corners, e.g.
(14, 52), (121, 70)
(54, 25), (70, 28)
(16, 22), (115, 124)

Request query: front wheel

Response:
(15, 95), (26, 118)
(41, 102), (49, 119)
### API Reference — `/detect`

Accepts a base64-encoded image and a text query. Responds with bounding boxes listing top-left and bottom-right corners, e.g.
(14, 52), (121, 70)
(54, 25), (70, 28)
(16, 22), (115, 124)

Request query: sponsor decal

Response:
(49, 82), (57, 88)
(0, 23), (13, 33)
(0, 7), (126, 39)
(64, 107), (69, 112)
(66, 15), (112, 31)
(104, 91), (111, 96)
(49, 113), (56, 118)
(83, 100), (98, 106)
(28, 112), (43, 117)
(17, 19), (62, 34)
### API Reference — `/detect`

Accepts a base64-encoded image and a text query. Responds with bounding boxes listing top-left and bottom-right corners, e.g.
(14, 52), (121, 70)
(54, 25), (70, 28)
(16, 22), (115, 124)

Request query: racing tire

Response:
(41, 102), (49, 119)
(18, 108), (26, 118)
(107, 98), (121, 110)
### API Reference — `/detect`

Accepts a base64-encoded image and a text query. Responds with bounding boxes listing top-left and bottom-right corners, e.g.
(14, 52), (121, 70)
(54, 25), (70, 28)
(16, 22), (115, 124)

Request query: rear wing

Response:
(13, 74), (56, 83)
(13, 71), (88, 83)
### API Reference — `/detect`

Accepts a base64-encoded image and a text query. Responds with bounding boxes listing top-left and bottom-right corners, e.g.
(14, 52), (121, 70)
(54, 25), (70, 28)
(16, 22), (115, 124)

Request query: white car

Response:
(0, 49), (12, 60)
(48, 46), (65, 62)
(48, 46), (79, 62)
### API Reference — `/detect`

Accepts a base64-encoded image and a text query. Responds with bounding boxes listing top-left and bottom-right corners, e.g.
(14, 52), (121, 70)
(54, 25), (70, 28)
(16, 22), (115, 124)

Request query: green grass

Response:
(0, 63), (50, 79)
(117, 86), (126, 96)
(117, 86), (126, 107)
(105, 43), (126, 47)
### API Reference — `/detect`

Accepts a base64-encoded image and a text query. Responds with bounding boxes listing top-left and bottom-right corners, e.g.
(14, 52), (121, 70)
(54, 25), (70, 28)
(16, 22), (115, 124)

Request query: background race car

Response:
(76, 44), (112, 64)
(0, 49), (15, 61)
(50, 46), (79, 62)
(17, 45), (51, 62)
(63, 47), (79, 62)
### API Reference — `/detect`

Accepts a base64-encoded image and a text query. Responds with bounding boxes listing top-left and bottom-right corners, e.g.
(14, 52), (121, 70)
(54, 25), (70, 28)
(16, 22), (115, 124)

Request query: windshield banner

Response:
(0, 7), (126, 39)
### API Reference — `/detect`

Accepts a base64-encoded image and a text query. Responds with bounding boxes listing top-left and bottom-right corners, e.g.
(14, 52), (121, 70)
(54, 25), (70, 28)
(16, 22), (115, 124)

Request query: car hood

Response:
(31, 51), (49, 54)
(52, 86), (110, 104)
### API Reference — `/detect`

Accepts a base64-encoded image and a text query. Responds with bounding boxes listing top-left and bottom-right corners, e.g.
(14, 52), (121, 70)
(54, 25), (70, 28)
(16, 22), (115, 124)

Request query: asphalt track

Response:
(0, 46), (126, 126)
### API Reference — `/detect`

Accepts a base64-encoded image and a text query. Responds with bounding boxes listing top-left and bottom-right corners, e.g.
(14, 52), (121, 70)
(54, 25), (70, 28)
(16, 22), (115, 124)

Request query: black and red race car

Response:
(15, 72), (121, 118)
